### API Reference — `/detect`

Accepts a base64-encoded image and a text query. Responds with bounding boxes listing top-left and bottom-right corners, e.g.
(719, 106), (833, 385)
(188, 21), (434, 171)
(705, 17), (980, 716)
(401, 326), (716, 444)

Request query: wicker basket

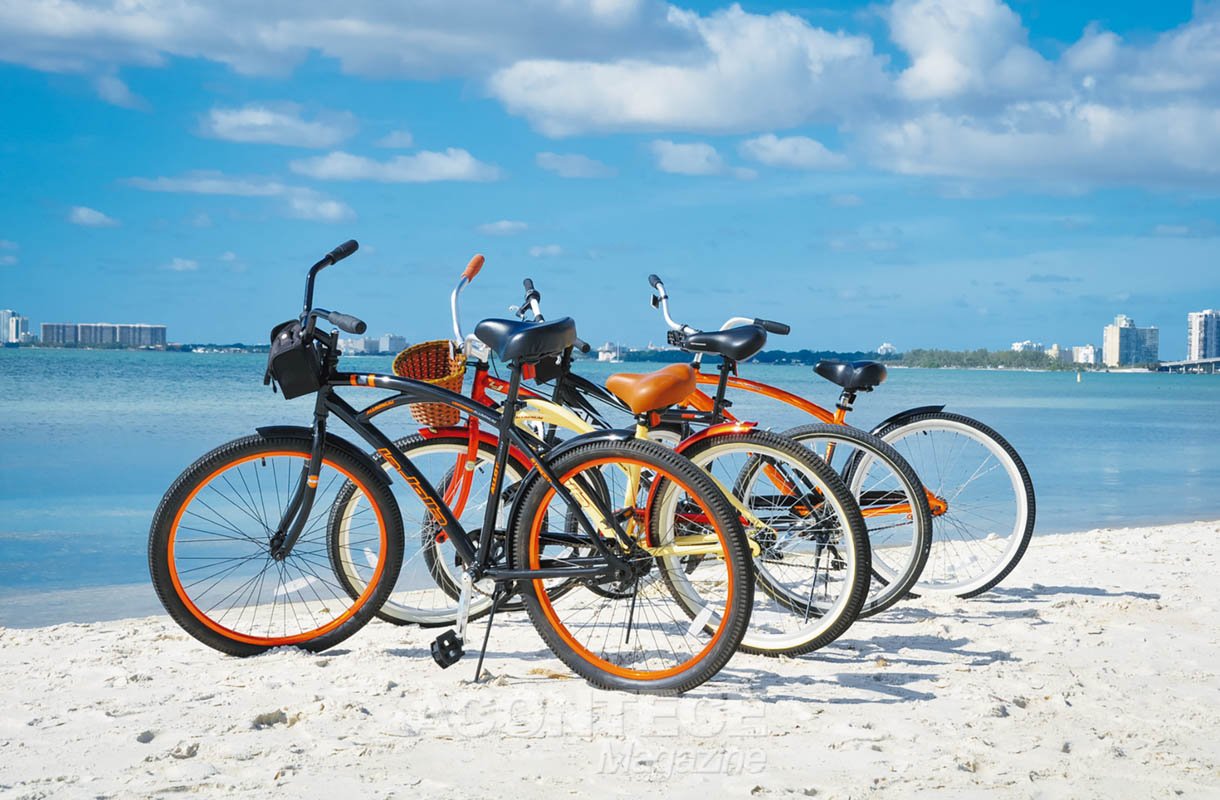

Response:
(392, 340), (467, 428)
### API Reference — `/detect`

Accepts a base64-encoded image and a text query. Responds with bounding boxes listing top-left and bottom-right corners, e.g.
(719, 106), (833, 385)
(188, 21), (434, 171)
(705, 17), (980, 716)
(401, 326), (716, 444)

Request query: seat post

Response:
(476, 361), (524, 569)
(710, 357), (735, 418)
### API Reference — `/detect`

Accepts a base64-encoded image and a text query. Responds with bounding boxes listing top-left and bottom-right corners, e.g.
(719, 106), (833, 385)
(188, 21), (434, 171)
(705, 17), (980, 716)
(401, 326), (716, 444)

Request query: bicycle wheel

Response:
(149, 433), (404, 656)
(510, 437), (753, 695)
(328, 433), (528, 626)
(668, 429), (871, 656)
(875, 411), (1035, 597)
(782, 424), (933, 617)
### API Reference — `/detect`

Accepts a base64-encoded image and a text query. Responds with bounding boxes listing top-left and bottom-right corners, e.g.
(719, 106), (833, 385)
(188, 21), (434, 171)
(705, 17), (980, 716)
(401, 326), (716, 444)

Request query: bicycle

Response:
(649, 274), (1036, 598)
(147, 241), (756, 695)
(518, 280), (934, 619)
(338, 268), (877, 656)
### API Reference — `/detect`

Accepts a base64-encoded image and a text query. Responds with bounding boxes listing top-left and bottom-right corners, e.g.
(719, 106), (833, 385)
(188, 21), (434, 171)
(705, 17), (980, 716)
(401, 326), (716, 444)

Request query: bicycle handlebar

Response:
(755, 318), (790, 335)
(324, 311), (367, 335)
(326, 239), (359, 265)
(463, 254), (485, 281)
(649, 274), (789, 338)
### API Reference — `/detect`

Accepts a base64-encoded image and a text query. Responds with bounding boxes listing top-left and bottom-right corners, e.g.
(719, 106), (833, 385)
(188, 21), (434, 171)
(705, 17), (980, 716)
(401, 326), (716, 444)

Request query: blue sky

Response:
(1, 0), (1218, 357)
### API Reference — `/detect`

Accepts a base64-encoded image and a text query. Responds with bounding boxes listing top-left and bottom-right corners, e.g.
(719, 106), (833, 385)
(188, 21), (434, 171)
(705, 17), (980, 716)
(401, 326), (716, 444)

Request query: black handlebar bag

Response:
(264, 320), (323, 399)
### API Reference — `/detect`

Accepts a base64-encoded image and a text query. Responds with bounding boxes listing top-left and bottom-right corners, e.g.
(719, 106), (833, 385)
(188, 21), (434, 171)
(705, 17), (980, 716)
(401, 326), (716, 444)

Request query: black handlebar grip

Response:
(755, 318), (791, 336)
(327, 311), (367, 335)
(523, 278), (535, 292)
(648, 274), (662, 289)
(327, 239), (359, 265)
(573, 337), (591, 354)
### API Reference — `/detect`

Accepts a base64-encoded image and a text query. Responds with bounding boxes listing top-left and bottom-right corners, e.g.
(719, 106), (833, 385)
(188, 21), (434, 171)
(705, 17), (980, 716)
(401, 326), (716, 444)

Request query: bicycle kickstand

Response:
(473, 583), (509, 683)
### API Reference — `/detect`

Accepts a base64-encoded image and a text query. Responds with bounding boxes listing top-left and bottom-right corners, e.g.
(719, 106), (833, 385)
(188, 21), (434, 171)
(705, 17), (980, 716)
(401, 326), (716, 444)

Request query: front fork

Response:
(270, 390), (330, 560)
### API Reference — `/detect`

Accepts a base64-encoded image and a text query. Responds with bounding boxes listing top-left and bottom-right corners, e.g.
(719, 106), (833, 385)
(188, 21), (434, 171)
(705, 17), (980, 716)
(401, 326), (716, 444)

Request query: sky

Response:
(1, 0), (1218, 358)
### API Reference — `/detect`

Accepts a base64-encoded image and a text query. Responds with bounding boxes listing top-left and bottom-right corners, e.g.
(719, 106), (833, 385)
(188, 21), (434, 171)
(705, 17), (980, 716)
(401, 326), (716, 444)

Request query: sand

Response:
(2, 521), (1218, 799)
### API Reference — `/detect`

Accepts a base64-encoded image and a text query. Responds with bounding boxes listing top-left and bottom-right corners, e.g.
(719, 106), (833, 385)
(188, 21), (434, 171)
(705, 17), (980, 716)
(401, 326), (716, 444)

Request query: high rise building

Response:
(1072, 344), (1100, 365)
(3, 311), (30, 344)
(1103, 314), (1159, 366)
(38, 322), (166, 348)
(41, 323), (78, 346)
(1187, 309), (1220, 360)
(380, 334), (408, 354)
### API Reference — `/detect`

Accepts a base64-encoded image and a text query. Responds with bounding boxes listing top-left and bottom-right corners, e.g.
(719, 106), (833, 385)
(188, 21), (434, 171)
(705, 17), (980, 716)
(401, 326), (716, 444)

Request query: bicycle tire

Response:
(149, 432), (404, 656)
(782, 423), (933, 617)
(875, 411), (1035, 597)
(509, 437), (753, 694)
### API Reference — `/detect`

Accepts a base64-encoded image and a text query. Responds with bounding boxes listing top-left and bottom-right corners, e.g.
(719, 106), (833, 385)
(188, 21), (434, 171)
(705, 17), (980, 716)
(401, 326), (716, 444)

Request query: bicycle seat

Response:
(605, 364), (698, 415)
(474, 317), (577, 364)
(682, 324), (767, 361)
(813, 359), (887, 391)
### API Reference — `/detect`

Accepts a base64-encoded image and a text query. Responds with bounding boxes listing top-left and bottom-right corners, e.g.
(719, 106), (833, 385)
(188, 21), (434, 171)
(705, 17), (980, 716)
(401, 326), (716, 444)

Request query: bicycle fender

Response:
(868, 405), (947, 437)
(253, 425), (392, 486)
(673, 421), (757, 455)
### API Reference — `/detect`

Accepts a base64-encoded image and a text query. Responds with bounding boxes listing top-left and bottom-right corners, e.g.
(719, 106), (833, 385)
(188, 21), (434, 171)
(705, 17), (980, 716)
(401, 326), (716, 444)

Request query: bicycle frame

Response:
(281, 366), (641, 584)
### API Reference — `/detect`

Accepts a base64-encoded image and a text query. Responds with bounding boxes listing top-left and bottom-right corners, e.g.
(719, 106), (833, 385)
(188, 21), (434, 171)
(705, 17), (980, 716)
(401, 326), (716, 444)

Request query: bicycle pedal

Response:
(430, 630), (465, 668)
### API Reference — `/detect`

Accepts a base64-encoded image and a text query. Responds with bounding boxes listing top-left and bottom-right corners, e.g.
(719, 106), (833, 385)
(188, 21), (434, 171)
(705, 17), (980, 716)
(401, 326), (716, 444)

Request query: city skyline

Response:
(1, 1), (1218, 357)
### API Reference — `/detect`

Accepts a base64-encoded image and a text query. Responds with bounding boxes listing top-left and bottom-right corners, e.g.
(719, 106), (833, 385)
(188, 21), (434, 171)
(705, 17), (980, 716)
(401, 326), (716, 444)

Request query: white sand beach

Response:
(2, 521), (1218, 799)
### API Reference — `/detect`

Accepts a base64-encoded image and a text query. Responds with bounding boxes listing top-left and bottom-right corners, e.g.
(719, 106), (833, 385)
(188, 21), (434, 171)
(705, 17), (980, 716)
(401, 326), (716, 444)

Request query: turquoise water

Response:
(2, 347), (1219, 625)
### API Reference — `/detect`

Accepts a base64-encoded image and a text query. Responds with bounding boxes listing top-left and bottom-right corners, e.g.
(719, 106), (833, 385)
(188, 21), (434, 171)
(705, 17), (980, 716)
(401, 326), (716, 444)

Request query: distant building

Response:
(1103, 314), (1159, 366)
(877, 342), (897, 356)
(1187, 309), (1220, 361)
(340, 337), (382, 354)
(41, 323), (78, 346)
(1071, 344), (1100, 365)
(1046, 344), (1073, 363)
(1011, 340), (1044, 353)
(2, 311), (30, 344)
(39, 322), (166, 348)
(380, 334), (408, 354)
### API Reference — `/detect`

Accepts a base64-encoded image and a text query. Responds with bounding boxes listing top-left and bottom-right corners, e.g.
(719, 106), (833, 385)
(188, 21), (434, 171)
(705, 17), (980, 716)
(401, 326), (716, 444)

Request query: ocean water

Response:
(2, 347), (1218, 625)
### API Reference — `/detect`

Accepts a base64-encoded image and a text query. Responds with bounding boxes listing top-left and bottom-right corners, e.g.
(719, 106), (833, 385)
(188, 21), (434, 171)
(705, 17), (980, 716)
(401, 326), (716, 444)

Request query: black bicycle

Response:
(147, 242), (755, 694)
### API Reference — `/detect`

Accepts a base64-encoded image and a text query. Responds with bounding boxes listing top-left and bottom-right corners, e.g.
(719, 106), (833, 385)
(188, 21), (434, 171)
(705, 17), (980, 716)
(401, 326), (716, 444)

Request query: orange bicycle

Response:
(648, 274), (1036, 598)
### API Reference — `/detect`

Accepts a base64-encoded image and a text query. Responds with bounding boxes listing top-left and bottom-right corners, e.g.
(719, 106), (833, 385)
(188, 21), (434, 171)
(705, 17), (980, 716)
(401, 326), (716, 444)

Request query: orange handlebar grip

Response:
(462, 254), (485, 281)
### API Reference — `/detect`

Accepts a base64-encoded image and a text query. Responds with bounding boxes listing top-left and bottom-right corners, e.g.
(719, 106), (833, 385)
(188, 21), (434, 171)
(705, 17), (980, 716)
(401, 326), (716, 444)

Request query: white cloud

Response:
(536, 151), (616, 178)
(0, 0), (683, 78)
(862, 103), (1220, 188)
(94, 72), (146, 109)
(489, 5), (887, 135)
(125, 171), (355, 222)
(376, 130), (415, 148)
(0, 240), (17, 266)
(220, 251), (238, 261)
(649, 140), (723, 175)
(887, 0), (1051, 102)
(68, 206), (120, 227)
(202, 103), (356, 147)
(164, 258), (199, 272)
(528, 244), (563, 257)
(739, 134), (847, 170)
(290, 149), (501, 182)
(478, 220), (528, 235)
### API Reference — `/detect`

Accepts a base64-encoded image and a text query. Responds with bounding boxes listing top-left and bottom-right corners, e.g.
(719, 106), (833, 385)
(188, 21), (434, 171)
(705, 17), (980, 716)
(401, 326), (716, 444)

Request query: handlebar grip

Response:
(648, 274), (662, 289)
(326, 311), (367, 335)
(327, 239), (359, 265)
(523, 278), (535, 292)
(462, 254), (485, 281)
(573, 337), (591, 354)
(755, 318), (791, 336)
